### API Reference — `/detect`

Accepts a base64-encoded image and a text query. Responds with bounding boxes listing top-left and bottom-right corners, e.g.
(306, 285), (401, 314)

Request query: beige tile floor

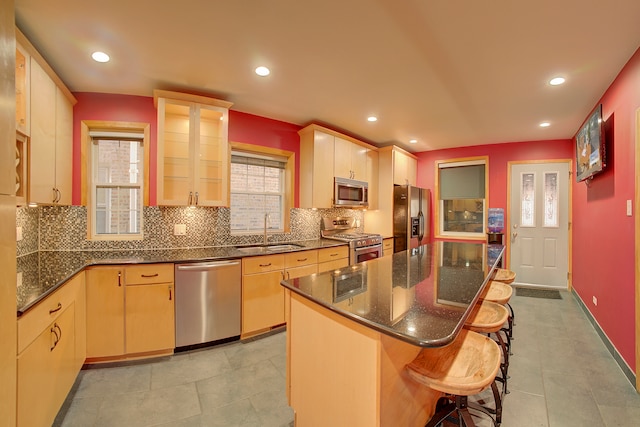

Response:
(56, 291), (640, 426)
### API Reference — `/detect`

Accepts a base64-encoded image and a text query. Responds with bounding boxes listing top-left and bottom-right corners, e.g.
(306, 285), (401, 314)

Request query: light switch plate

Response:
(174, 224), (186, 236)
(16, 226), (23, 241)
(627, 200), (632, 216)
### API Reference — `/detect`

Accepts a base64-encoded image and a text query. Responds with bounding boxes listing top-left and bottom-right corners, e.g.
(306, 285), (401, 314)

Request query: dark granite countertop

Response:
(17, 239), (346, 315)
(281, 241), (505, 348)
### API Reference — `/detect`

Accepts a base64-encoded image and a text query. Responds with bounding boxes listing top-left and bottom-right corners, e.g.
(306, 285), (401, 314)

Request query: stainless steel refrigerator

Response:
(393, 185), (430, 253)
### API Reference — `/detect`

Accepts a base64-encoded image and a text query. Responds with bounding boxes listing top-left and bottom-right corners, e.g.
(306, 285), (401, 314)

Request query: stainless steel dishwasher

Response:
(174, 260), (241, 350)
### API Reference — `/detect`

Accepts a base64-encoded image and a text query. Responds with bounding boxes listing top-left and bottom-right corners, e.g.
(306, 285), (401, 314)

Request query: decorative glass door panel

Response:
(161, 102), (191, 203)
(195, 105), (228, 206)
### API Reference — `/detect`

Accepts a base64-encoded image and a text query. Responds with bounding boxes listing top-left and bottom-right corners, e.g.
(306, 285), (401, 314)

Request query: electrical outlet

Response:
(174, 224), (186, 236)
(16, 226), (23, 241)
(17, 272), (22, 287)
(592, 296), (597, 306)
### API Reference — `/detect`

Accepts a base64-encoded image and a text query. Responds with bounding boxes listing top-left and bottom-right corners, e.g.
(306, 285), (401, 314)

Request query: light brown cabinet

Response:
(15, 42), (29, 136)
(383, 238), (394, 257)
(20, 30), (75, 205)
(317, 246), (349, 273)
(85, 264), (175, 362)
(155, 90), (232, 207)
(242, 250), (319, 337)
(16, 273), (85, 427)
(299, 124), (378, 209)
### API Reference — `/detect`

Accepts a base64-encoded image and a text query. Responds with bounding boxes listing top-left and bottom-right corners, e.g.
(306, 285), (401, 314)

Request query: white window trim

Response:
(436, 157), (488, 240)
(230, 150), (287, 235)
(89, 136), (144, 241)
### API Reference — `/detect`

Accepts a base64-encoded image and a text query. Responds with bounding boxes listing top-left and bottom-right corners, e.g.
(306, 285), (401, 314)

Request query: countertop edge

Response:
(17, 239), (347, 316)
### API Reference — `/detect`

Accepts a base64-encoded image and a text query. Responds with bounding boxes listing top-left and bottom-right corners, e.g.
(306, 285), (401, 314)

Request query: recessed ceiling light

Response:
(91, 51), (110, 63)
(255, 66), (270, 76)
(367, 116), (378, 122)
(539, 122), (551, 127)
(409, 139), (417, 144)
(549, 77), (565, 86)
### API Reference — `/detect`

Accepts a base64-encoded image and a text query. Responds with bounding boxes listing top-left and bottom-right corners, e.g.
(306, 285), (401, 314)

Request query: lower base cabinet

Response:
(85, 264), (175, 362)
(16, 273), (85, 427)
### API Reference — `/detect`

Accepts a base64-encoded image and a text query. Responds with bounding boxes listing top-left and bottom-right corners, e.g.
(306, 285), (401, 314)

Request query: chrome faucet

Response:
(263, 213), (271, 245)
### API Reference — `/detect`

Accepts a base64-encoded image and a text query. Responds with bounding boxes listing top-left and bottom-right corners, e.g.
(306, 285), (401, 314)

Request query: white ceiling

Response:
(15, 0), (640, 153)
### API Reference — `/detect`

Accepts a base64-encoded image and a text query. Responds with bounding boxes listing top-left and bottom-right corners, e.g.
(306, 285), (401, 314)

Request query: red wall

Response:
(72, 93), (302, 206)
(415, 139), (573, 244)
(571, 47), (640, 372)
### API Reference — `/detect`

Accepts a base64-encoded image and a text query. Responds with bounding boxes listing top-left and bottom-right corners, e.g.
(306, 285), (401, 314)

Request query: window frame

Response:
(81, 121), (150, 241)
(229, 142), (295, 235)
(434, 156), (489, 240)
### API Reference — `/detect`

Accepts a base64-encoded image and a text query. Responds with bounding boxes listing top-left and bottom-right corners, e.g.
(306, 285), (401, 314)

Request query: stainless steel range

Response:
(321, 217), (383, 265)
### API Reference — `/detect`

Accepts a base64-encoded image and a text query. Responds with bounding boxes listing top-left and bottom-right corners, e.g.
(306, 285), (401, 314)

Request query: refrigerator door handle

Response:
(418, 210), (425, 242)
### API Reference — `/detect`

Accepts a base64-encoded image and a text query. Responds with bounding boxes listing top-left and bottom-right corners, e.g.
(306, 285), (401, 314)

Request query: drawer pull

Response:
(330, 253), (339, 257)
(118, 271), (122, 287)
(49, 302), (62, 315)
(141, 273), (159, 278)
(297, 258), (308, 262)
(259, 263), (272, 267)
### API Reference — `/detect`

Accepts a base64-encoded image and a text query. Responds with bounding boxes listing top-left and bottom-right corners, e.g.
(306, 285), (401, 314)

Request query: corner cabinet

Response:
(17, 30), (76, 205)
(16, 273), (85, 427)
(155, 90), (233, 207)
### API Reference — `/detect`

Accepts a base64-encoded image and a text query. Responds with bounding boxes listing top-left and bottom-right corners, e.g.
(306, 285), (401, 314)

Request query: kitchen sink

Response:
(235, 243), (304, 254)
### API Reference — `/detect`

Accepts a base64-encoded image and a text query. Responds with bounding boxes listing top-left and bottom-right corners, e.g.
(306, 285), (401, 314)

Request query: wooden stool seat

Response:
(407, 330), (502, 426)
(493, 268), (515, 284)
(406, 330), (501, 396)
(481, 281), (513, 305)
(465, 301), (509, 332)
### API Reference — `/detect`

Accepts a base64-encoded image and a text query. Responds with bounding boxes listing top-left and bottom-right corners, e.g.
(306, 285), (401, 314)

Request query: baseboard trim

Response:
(571, 289), (637, 389)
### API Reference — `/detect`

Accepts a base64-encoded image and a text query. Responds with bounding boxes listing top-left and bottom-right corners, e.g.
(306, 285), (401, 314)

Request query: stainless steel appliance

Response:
(321, 216), (382, 265)
(174, 260), (242, 350)
(334, 177), (369, 208)
(393, 185), (430, 253)
(333, 264), (368, 303)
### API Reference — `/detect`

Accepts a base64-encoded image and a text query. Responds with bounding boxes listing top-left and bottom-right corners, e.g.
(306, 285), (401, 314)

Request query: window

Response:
(230, 151), (286, 234)
(89, 132), (144, 239)
(436, 158), (488, 239)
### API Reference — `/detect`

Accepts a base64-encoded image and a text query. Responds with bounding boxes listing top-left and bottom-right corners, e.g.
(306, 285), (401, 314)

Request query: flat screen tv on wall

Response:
(575, 104), (606, 182)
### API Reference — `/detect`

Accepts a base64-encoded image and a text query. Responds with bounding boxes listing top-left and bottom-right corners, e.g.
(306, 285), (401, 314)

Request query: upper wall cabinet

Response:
(15, 43), (29, 137)
(393, 148), (417, 186)
(298, 124), (378, 209)
(334, 136), (368, 181)
(155, 90), (233, 207)
(17, 29), (76, 206)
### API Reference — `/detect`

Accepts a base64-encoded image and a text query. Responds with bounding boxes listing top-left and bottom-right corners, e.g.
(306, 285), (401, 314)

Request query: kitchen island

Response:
(280, 241), (504, 427)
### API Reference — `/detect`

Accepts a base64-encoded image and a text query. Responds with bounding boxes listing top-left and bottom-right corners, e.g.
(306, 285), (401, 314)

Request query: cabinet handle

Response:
(141, 273), (159, 278)
(49, 302), (62, 315)
(50, 324), (60, 351)
(195, 192), (199, 206)
(287, 271), (291, 280)
(330, 253), (338, 257)
(55, 323), (62, 343)
(188, 191), (193, 205)
(169, 285), (172, 301)
(118, 271), (122, 286)
(259, 263), (272, 267)
(297, 258), (308, 262)
(56, 188), (62, 203)
(51, 188), (57, 203)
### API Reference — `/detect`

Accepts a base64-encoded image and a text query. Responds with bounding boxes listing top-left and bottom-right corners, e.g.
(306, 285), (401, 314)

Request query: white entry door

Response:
(509, 162), (570, 289)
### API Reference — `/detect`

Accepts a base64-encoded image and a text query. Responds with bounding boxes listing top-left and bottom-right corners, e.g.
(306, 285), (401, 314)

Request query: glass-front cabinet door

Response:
(155, 91), (232, 206)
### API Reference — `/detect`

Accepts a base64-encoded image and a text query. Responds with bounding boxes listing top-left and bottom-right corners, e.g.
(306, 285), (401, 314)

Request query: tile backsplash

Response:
(17, 205), (363, 255)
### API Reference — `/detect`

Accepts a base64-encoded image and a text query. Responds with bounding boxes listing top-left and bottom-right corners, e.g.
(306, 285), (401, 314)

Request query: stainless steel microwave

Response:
(334, 177), (368, 208)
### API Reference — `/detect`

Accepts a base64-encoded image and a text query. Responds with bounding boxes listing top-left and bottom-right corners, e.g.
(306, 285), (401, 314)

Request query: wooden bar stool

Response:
(406, 329), (502, 427)
(481, 280), (514, 340)
(492, 268), (517, 336)
(493, 268), (515, 284)
(464, 300), (511, 395)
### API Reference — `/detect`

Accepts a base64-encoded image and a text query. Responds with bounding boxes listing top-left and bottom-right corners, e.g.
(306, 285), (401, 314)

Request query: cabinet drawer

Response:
(318, 258), (349, 273)
(243, 254), (285, 274)
(318, 246), (349, 263)
(124, 263), (174, 285)
(383, 238), (394, 252)
(286, 263), (318, 280)
(17, 272), (82, 354)
(284, 250), (318, 269)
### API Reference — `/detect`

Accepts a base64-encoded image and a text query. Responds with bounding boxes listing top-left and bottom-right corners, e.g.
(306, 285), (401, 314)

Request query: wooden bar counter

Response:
(281, 241), (504, 427)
